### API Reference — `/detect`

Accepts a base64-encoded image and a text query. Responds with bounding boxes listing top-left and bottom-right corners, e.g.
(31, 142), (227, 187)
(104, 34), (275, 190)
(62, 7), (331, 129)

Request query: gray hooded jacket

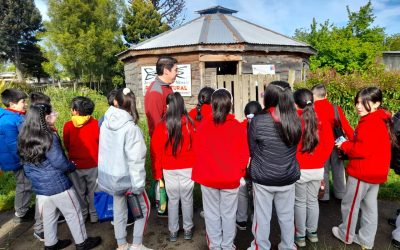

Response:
(98, 106), (147, 195)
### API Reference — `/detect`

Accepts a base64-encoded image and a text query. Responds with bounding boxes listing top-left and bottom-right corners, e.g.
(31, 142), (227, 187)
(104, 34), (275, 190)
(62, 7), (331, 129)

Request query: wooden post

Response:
(288, 69), (295, 87)
(199, 61), (205, 89)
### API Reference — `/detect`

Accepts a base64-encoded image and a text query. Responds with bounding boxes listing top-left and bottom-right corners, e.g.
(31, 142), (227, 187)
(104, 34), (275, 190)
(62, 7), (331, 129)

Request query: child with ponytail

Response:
(293, 89), (333, 247)
(18, 103), (101, 250)
(151, 92), (196, 242)
(188, 87), (214, 127)
(332, 87), (397, 249)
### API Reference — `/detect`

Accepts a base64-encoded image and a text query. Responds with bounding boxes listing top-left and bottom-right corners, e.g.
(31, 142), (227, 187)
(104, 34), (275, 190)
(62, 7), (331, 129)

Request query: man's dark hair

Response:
(71, 96), (95, 116)
(156, 56), (178, 76)
(311, 84), (327, 99)
(1, 88), (28, 107)
(30, 92), (51, 105)
(107, 89), (118, 106)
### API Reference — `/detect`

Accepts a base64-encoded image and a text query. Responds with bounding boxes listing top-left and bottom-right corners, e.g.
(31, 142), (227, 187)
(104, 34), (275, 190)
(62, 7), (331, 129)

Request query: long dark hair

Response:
(165, 92), (194, 156)
(195, 87), (214, 121)
(212, 89), (232, 124)
(264, 81), (302, 147)
(115, 88), (139, 124)
(355, 87), (398, 147)
(18, 104), (53, 164)
(294, 88), (319, 153)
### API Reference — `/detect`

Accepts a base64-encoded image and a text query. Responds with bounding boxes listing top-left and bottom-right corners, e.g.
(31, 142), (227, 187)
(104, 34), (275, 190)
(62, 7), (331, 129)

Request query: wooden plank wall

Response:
(216, 74), (279, 121)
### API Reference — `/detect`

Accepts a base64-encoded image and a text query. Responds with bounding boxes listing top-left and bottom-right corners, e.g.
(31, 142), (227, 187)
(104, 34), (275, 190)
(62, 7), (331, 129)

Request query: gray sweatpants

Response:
(236, 178), (248, 223)
(392, 214), (400, 241)
(322, 149), (346, 200)
(336, 176), (379, 249)
(37, 188), (87, 246)
(69, 168), (98, 221)
(294, 180), (320, 237)
(14, 169), (44, 233)
(163, 169), (194, 233)
(14, 169), (32, 217)
(113, 191), (150, 245)
(201, 185), (238, 250)
(249, 183), (296, 250)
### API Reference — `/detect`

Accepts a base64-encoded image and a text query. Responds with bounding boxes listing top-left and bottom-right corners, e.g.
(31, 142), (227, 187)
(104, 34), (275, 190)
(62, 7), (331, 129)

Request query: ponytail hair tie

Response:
(306, 100), (312, 105)
(246, 114), (255, 119)
(123, 88), (131, 95)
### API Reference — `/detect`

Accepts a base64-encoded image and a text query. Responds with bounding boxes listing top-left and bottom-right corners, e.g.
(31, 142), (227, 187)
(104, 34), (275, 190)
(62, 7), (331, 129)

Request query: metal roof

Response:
(130, 6), (310, 51)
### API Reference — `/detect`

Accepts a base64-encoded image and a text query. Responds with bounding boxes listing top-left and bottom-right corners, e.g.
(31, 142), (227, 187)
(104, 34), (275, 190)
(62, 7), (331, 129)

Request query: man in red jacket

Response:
(311, 84), (354, 201)
(145, 56), (177, 218)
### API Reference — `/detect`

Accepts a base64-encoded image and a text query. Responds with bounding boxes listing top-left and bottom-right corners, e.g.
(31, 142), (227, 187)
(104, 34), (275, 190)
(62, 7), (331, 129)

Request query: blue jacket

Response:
(23, 133), (76, 196)
(0, 108), (24, 171)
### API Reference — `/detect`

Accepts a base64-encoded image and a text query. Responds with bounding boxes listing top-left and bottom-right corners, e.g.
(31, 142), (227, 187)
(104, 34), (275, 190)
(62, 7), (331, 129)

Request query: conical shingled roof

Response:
(130, 5), (310, 51)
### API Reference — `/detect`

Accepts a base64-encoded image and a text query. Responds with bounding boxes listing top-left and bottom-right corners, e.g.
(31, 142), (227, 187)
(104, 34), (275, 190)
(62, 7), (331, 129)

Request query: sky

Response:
(34, 0), (400, 36)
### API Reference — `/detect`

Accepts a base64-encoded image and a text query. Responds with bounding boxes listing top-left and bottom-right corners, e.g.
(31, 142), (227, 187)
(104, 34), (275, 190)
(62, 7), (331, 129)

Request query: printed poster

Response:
(252, 64), (275, 75)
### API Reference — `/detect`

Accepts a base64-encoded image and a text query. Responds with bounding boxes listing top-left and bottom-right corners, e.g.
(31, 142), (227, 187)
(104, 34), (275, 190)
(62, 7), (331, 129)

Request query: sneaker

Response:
(90, 215), (98, 224)
(295, 236), (306, 247)
(58, 215), (66, 224)
(157, 211), (168, 218)
(236, 221), (247, 231)
(389, 218), (397, 227)
(33, 231), (44, 242)
(353, 235), (372, 249)
(116, 243), (130, 250)
(332, 226), (351, 244)
(392, 239), (400, 249)
(199, 211), (204, 218)
(306, 231), (318, 243)
(169, 231), (178, 242)
(129, 244), (153, 250)
(13, 209), (34, 223)
(44, 239), (72, 250)
(76, 236), (102, 250)
(183, 229), (193, 240)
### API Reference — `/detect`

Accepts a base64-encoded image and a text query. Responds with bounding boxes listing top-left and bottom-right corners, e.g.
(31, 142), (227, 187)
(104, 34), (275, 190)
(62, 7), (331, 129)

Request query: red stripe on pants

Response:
(345, 179), (360, 242)
(142, 192), (150, 232)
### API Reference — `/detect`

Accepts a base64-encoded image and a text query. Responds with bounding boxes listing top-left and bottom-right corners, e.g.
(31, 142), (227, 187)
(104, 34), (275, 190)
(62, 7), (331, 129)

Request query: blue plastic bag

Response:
(94, 192), (113, 222)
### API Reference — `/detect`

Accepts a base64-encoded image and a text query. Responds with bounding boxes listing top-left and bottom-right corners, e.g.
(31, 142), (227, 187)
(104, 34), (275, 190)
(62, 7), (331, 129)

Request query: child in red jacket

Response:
(293, 89), (333, 247)
(332, 87), (396, 249)
(192, 89), (249, 250)
(188, 86), (214, 127)
(63, 96), (100, 223)
(151, 92), (195, 242)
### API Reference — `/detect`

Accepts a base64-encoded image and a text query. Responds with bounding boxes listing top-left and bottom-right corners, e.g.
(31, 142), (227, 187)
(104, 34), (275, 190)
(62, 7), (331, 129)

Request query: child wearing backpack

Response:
(98, 88), (152, 250)
(332, 87), (396, 249)
(151, 92), (195, 242)
(63, 96), (100, 223)
(18, 103), (101, 250)
(293, 89), (333, 247)
(0, 89), (33, 223)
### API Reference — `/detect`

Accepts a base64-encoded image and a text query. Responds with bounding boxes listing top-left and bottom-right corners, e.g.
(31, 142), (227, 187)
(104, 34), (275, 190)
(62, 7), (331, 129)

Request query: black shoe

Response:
(14, 208), (35, 223)
(58, 215), (66, 224)
(33, 231), (44, 242)
(44, 239), (72, 250)
(389, 218), (397, 227)
(75, 236), (102, 250)
(392, 239), (400, 249)
(236, 221), (247, 231)
(397, 209), (400, 215)
(157, 211), (168, 218)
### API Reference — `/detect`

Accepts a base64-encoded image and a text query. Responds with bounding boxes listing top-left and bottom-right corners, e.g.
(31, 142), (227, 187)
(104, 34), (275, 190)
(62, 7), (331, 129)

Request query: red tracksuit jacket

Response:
(341, 109), (392, 184)
(192, 114), (249, 189)
(188, 104), (212, 128)
(63, 117), (99, 169)
(151, 116), (195, 180)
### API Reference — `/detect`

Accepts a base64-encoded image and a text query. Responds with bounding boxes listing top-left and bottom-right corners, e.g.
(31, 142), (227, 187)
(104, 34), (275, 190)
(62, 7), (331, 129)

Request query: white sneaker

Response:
(353, 235), (372, 249)
(116, 243), (130, 250)
(129, 244), (153, 250)
(331, 226), (351, 244)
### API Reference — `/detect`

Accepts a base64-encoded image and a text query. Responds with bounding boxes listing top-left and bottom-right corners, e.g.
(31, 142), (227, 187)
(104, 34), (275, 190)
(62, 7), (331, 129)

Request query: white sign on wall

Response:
(252, 64), (275, 75)
(141, 64), (192, 96)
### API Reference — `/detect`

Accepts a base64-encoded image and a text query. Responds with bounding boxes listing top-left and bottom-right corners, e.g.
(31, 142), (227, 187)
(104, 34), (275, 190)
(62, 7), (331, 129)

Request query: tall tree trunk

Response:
(14, 45), (24, 82)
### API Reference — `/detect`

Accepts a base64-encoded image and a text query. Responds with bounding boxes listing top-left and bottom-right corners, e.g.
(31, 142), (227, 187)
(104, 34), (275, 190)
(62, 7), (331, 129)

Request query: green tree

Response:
(294, 1), (385, 74)
(385, 33), (400, 51)
(44, 0), (125, 89)
(122, 0), (169, 45)
(0, 0), (43, 82)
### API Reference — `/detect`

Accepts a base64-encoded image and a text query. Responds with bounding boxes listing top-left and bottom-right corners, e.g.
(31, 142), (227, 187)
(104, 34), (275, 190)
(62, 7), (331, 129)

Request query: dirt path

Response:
(0, 199), (399, 250)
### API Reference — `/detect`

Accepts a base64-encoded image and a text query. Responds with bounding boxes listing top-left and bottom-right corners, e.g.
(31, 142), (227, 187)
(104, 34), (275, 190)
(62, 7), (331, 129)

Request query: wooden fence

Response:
(211, 74), (279, 121)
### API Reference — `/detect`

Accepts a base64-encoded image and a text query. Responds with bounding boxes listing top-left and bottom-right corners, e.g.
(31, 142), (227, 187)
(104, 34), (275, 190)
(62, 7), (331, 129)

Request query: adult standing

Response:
(311, 84), (354, 201)
(144, 56), (177, 217)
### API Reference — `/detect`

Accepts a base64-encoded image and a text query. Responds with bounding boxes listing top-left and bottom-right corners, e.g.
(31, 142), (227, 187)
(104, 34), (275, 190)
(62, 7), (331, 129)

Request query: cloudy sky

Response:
(35, 0), (400, 36)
